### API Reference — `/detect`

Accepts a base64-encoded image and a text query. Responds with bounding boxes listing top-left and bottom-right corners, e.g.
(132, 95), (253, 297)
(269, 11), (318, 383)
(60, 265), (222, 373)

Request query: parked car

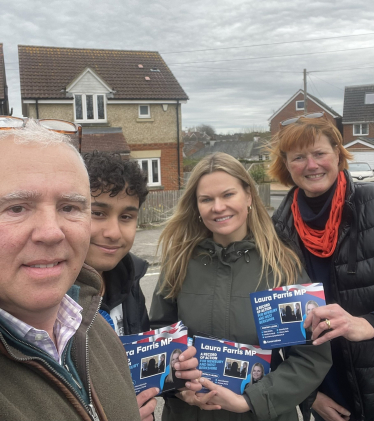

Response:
(348, 162), (374, 182)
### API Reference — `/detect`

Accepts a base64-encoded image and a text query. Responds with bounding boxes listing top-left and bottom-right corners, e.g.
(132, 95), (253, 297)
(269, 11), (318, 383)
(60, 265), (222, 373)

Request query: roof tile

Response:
(18, 45), (188, 100)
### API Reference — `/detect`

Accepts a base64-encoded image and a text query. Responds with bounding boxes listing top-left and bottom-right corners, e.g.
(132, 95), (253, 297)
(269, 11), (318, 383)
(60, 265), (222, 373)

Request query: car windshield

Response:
(349, 163), (372, 171)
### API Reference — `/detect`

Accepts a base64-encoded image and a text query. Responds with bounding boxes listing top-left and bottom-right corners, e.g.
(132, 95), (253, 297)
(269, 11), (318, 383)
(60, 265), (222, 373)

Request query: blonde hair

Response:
(268, 116), (353, 186)
(165, 349), (182, 383)
(159, 152), (302, 299)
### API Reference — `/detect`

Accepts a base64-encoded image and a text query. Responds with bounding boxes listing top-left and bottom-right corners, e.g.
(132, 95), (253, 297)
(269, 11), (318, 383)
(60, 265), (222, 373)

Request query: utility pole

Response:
(303, 69), (308, 113)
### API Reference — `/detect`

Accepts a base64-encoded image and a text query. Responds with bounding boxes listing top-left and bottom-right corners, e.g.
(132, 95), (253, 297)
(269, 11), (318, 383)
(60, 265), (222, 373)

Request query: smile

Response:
(305, 174), (324, 179)
(215, 216), (232, 222)
(93, 244), (121, 253)
(29, 262), (60, 268)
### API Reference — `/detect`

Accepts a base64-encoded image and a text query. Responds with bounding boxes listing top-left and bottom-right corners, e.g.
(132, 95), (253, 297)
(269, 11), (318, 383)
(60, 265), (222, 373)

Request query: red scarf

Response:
(291, 171), (347, 258)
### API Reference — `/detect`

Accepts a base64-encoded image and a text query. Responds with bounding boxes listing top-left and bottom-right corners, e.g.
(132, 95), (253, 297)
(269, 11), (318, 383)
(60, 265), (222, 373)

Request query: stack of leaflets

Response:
(194, 335), (271, 394)
(250, 283), (326, 349)
(120, 321), (188, 395)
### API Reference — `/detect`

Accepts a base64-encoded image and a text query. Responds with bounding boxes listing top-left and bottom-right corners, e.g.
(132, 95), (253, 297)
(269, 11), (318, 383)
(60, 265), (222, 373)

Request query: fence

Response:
(138, 190), (184, 226)
(138, 184), (271, 226)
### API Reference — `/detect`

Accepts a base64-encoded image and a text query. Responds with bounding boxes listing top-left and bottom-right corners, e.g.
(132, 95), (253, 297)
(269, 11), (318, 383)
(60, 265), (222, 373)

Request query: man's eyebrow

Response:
(60, 193), (89, 208)
(0, 190), (41, 206)
(91, 201), (139, 212)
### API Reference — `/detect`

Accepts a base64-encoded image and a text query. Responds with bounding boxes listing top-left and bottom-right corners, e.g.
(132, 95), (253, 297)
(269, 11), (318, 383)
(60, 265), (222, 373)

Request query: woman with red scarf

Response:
(270, 114), (374, 421)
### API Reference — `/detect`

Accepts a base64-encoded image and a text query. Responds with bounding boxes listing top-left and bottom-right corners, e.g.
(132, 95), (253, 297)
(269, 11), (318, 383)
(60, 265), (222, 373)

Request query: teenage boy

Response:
(83, 151), (200, 421)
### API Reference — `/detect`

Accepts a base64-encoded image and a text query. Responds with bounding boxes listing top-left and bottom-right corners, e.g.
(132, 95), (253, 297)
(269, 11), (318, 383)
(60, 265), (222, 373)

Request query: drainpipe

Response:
(35, 98), (39, 119)
(176, 100), (181, 190)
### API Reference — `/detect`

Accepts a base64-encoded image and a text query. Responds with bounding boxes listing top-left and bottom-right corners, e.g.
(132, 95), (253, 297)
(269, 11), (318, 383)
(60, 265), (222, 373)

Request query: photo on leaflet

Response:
(278, 301), (303, 323)
(223, 358), (249, 379)
(140, 353), (166, 379)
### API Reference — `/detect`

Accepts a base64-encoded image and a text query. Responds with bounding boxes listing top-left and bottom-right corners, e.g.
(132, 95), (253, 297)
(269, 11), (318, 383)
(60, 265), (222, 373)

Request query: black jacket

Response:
(101, 253), (150, 335)
(272, 170), (374, 421)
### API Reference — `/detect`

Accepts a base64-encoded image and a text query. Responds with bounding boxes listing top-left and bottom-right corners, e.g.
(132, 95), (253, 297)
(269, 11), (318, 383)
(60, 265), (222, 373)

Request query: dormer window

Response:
(74, 94), (106, 122)
(365, 93), (374, 104)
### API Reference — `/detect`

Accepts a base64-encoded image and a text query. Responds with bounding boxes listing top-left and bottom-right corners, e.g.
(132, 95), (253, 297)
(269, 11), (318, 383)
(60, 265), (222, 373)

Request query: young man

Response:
(83, 151), (201, 421)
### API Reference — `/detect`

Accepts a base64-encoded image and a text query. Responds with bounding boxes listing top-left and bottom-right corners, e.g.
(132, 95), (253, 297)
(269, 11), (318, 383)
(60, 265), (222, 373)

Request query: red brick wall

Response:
(270, 93), (338, 136)
(343, 123), (374, 145)
(130, 142), (184, 191)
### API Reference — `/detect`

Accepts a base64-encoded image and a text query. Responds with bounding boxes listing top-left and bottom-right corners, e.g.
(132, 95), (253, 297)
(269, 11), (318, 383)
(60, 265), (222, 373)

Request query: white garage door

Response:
(349, 151), (374, 169)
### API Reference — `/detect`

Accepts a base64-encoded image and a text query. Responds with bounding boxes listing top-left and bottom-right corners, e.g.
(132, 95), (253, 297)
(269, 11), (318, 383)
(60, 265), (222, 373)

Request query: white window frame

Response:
(365, 93), (374, 104)
(353, 123), (369, 136)
(74, 93), (107, 123)
(296, 100), (304, 110)
(137, 158), (161, 186)
(138, 105), (151, 118)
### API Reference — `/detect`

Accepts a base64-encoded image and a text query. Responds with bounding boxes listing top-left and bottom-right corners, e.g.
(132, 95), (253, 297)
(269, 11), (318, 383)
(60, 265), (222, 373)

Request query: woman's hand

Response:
(312, 392), (350, 421)
(174, 346), (202, 392)
(304, 303), (374, 345)
(137, 387), (158, 421)
(195, 378), (251, 413)
(176, 390), (221, 410)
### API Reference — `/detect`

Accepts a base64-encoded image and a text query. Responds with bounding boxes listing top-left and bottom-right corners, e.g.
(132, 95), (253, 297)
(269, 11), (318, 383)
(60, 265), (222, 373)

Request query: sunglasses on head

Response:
(0, 116), (82, 153)
(279, 112), (325, 128)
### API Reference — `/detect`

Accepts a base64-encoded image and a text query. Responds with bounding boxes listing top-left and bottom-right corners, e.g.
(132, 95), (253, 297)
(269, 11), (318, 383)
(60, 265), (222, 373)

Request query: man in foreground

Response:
(83, 151), (201, 421)
(0, 122), (141, 421)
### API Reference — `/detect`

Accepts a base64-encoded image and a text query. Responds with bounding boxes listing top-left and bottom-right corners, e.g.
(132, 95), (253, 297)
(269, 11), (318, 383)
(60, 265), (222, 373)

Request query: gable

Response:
(344, 138), (374, 150)
(269, 89), (340, 121)
(67, 68), (111, 94)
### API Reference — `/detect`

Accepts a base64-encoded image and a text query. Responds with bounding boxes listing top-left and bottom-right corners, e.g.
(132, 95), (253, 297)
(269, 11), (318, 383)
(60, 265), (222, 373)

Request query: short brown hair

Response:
(268, 117), (353, 186)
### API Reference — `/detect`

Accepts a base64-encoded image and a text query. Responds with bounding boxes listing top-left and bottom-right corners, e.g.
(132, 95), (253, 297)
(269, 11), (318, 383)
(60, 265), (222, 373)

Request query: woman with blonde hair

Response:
(269, 113), (374, 420)
(150, 152), (331, 420)
(250, 363), (264, 384)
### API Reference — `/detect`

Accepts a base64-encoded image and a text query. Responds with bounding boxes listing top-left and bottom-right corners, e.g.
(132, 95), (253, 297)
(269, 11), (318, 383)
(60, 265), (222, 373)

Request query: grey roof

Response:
(343, 85), (374, 123)
(251, 141), (269, 157)
(307, 91), (341, 117)
(189, 140), (254, 160)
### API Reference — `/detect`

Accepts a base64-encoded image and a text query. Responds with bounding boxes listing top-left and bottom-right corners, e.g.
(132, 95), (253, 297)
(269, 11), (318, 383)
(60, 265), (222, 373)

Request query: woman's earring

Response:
(198, 215), (202, 222)
(248, 205), (252, 213)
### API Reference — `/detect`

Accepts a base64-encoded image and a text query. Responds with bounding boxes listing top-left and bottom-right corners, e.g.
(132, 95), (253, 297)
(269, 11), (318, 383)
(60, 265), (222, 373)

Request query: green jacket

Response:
(0, 264), (141, 421)
(150, 238), (332, 421)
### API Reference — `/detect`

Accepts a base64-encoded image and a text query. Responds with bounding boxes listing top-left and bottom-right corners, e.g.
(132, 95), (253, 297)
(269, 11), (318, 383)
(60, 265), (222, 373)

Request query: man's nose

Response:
(102, 219), (122, 242)
(31, 209), (65, 244)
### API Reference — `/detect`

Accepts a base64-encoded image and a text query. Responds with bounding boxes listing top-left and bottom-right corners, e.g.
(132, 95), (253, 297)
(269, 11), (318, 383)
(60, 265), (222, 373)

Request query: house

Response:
(268, 89), (341, 136)
(342, 84), (374, 145)
(344, 138), (374, 168)
(187, 139), (254, 162)
(18, 45), (189, 190)
(0, 44), (10, 115)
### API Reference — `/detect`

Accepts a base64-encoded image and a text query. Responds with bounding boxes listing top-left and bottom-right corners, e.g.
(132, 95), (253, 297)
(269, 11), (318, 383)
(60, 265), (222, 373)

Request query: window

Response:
(139, 105), (150, 118)
(74, 94), (106, 122)
(296, 100), (304, 110)
(365, 93), (374, 104)
(353, 124), (369, 136)
(137, 158), (161, 186)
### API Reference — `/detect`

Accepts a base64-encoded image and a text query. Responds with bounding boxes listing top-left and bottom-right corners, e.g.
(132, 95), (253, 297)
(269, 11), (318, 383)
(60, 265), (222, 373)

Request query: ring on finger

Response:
(325, 318), (331, 329)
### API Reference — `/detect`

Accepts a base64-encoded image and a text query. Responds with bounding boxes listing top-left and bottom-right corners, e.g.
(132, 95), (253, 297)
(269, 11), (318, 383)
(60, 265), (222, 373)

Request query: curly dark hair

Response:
(83, 150), (149, 205)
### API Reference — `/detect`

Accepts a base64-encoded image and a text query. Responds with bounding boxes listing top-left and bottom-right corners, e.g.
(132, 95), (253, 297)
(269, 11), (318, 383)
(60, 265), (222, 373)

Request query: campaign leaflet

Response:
(194, 336), (271, 394)
(120, 322), (188, 395)
(250, 283), (326, 349)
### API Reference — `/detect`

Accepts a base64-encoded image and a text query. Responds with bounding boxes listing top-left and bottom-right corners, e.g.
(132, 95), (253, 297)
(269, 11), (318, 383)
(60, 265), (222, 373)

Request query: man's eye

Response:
(10, 206), (24, 214)
(91, 210), (104, 217)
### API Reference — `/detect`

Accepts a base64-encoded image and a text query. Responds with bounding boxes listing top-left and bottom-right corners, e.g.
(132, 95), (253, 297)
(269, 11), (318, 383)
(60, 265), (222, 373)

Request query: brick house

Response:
(268, 89), (341, 136)
(18, 45), (189, 190)
(342, 84), (374, 145)
(0, 43), (10, 115)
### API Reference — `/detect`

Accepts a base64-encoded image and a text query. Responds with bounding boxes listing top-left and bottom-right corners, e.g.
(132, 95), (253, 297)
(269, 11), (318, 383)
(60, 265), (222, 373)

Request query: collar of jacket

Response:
(197, 237), (256, 263)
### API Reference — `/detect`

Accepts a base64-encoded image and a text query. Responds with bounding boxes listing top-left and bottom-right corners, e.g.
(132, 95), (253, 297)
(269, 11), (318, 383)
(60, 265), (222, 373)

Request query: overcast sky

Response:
(1, 0), (374, 133)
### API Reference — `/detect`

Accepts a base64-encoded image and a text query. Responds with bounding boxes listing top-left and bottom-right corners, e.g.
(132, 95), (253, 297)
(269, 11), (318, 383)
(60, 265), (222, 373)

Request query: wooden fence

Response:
(138, 184), (271, 226)
(138, 190), (184, 226)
